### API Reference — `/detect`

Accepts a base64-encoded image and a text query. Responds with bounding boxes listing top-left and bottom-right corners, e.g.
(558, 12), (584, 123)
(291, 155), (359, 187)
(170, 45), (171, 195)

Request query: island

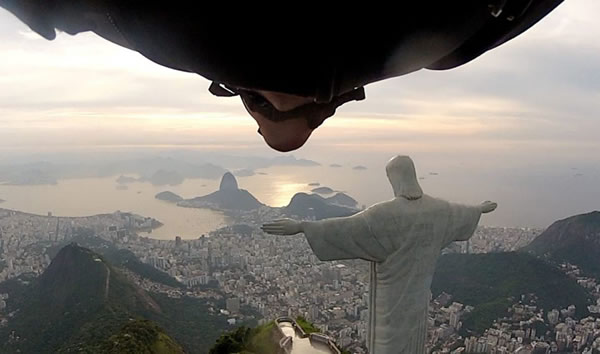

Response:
(271, 156), (320, 166)
(144, 169), (185, 186)
(325, 192), (358, 208)
(311, 186), (334, 195)
(0, 168), (58, 185)
(283, 192), (358, 220)
(155, 191), (183, 203)
(116, 175), (138, 184)
(352, 165), (368, 170)
(177, 172), (263, 211)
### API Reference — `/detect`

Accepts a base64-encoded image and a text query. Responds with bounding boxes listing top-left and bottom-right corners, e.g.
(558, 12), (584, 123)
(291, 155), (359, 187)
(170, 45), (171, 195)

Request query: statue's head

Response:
(386, 155), (423, 199)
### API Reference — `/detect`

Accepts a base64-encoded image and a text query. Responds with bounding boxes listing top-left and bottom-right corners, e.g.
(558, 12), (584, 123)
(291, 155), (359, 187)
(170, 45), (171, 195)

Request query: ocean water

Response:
(1, 163), (599, 239)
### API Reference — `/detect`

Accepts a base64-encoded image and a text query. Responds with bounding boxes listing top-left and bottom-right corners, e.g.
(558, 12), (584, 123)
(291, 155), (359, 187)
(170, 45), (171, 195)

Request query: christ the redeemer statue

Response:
(262, 155), (497, 354)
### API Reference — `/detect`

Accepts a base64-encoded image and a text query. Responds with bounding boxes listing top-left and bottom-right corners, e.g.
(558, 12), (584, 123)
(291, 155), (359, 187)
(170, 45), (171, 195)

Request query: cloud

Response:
(0, 1), (598, 157)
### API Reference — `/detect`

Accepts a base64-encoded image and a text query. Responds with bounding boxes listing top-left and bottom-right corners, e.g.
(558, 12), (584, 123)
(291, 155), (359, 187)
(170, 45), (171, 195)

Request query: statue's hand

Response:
(261, 219), (303, 235)
(480, 201), (498, 214)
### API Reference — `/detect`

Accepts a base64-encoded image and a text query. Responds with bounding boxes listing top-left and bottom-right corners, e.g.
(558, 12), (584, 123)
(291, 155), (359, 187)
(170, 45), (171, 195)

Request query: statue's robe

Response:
(303, 195), (482, 354)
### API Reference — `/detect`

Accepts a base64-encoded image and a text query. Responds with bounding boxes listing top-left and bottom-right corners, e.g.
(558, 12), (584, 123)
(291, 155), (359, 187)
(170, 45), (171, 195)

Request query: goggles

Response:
(209, 82), (365, 129)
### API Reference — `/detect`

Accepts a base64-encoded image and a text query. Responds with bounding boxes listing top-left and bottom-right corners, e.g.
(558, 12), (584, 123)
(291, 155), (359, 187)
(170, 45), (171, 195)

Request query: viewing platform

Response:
(275, 317), (341, 354)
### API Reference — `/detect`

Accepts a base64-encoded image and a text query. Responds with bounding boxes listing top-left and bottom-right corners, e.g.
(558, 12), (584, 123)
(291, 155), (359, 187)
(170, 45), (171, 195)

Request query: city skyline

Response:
(0, 204), (597, 353)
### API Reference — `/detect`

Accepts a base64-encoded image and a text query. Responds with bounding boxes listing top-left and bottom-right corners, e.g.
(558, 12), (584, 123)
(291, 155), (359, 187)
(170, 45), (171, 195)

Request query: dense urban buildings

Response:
(1, 207), (597, 353)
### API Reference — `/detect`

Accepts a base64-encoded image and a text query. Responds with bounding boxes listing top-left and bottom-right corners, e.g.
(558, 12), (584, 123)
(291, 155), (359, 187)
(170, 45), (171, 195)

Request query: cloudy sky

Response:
(0, 2), (598, 227)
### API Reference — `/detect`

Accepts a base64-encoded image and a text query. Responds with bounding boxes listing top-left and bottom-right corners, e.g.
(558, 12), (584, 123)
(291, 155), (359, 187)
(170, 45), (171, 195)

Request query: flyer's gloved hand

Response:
(1, 0), (57, 39)
(1, 0), (102, 39)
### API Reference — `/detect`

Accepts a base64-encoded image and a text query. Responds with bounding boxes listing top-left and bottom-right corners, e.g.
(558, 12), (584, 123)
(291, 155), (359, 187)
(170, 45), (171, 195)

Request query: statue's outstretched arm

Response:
(262, 215), (385, 262)
(261, 218), (306, 236)
(444, 200), (497, 244)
